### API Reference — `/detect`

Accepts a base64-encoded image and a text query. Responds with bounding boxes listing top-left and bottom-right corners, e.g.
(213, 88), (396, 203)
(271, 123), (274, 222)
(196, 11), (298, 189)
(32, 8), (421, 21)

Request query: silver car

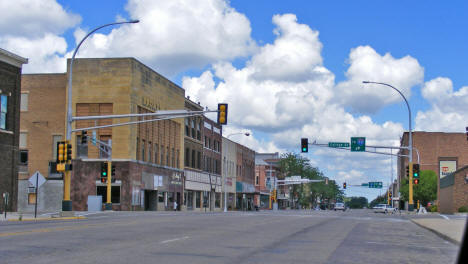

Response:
(373, 204), (396, 214)
(334, 202), (346, 211)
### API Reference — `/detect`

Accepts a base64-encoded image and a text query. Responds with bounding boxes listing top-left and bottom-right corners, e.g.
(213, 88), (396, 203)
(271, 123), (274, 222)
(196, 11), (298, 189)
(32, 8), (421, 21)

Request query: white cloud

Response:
(335, 46), (424, 114)
(0, 0), (81, 38)
(416, 77), (468, 132)
(73, 0), (256, 76)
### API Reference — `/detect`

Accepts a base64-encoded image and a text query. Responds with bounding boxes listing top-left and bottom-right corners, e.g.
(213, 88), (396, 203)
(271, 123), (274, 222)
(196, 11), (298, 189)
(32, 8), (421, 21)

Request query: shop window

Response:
(215, 193), (221, 208)
(196, 191), (201, 208)
(158, 192), (164, 203)
(96, 186), (121, 203)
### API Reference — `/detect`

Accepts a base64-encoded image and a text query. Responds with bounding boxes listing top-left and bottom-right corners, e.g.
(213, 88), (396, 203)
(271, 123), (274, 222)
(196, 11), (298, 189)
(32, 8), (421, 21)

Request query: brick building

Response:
(20, 58), (185, 211)
(222, 137), (237, 210)
(18, 74), (66, 212)
(236, 143), (256, 210)
(398, 131), (468, 211)
(440, 165), (468, 214)
(0, 48), (27, 212)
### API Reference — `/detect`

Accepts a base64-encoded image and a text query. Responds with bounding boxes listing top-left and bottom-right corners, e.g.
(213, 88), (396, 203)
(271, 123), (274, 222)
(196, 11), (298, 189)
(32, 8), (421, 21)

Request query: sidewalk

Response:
(0, 212), (85, 222)
(411, 217), (467, 245)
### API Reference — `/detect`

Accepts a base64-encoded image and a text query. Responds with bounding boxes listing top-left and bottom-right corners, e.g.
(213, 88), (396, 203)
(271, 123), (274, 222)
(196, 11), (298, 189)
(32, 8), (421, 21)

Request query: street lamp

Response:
(362, 81), (414, 211)
(62, 19), (139, 212)
(224, 132), (250, 212)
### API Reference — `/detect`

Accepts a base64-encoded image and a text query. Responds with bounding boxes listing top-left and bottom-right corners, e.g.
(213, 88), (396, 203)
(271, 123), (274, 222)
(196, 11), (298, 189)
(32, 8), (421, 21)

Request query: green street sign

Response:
(328, 142), (350, 148)
(351, 137), (366, 152)
(368, 182), (383, 188)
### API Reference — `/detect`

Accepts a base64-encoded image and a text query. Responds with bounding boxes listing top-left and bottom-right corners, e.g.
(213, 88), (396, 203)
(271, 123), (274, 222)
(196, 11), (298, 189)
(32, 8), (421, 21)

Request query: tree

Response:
(400, 170), (437, 206)
(369, 194), (387, 208)
(347, 197), (368, 209)
(279, 152), (343, 208)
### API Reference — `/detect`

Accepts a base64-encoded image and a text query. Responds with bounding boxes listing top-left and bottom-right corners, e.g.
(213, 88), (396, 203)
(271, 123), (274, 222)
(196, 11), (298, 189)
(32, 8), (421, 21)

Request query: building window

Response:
(158, 192), (164, 203)
(19, 150), (28, 165)
(136, 137), (140, 160)
(0, 95), (7, 129)
(171, 148), (175, 168)
(160, 145), (164, 166)
(255, 175), (259, 186)
(185, 148), (190, 167)
(204, 136), (207, 147)
(185, 118), (189, 136)
(28, 193), (36, 205)
(148, 142), (152, 163)
(208, 138), (212, 149)
(197, 121), (201, 140)
(155, 143), (159, 164)
(191, 119), (196, 139)
(177, 150), (180, 168)
(215, 193), (221, 208)
(191, 149), (196, 168)
(20, 93), (28, 111)
(166, 147), (169, 166)
(197, 151), (201, 169)
(141, 140), (146, 161)
(19, 132), (27, 149)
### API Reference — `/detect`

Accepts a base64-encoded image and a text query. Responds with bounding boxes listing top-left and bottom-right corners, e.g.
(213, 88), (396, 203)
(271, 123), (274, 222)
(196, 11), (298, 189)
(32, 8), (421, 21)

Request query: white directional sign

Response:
(29, 171), (46, 188)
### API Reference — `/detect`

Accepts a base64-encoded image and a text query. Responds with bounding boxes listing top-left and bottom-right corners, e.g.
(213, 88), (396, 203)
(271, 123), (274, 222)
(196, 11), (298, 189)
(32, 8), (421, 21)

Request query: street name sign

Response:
(351, 137), (366, 152)
(328, 142), (350, 148)
(368, 181), (383, 188)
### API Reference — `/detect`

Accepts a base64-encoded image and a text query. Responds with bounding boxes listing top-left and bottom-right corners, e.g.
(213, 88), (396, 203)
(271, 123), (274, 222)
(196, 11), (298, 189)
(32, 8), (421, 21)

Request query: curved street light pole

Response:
(362, 81), (414, 211)
(62, 20), (139, 211)
(224, 132), (250, 212)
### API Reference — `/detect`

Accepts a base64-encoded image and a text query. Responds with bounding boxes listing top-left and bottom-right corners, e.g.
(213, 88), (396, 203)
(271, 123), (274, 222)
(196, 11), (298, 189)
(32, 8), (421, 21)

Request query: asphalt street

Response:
(0, 209), (461, 264)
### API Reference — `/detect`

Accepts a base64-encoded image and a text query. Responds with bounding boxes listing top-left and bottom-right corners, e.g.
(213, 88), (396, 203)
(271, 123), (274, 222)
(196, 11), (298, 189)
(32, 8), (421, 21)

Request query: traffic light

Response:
(101, 162), (108, 177)
(413, 163), (420, 178)
(111, 164), (116, 176)
(406, 165), (409, 177)
(101, 177), (107, 183)
(65, 142), (72, 161)
(343, 182), (347, 189)
(217, 103), (228, 125)
(57, 141), (65, 162)
(466, 126), (468, 141)
(301, 138), (308, 153)
(413, 179), (419, 185)
(81, 130), (88, 145)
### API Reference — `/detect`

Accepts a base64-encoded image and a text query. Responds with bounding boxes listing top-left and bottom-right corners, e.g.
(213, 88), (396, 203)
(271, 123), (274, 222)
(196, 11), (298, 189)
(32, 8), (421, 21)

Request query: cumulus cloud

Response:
(335, 46), (424, 114)
(72, 0), (256, 76)
(0, 0), (80, 72)
(415, 77), (468, 132)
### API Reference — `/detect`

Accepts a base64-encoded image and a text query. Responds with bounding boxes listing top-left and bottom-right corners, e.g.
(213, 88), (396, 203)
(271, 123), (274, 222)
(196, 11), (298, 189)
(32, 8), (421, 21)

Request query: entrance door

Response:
(144, 190), (158, 211)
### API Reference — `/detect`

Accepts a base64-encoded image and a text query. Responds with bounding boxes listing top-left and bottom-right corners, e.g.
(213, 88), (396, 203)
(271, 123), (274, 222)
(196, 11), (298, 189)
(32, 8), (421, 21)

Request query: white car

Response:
(334, 202), (346, 211)
(373, 204), (396, 214)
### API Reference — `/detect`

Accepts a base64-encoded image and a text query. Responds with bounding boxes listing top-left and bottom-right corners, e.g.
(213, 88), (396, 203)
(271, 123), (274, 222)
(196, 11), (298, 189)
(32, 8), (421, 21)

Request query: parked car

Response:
(373, 204), (396, 214)
(334, 202), (346, 211)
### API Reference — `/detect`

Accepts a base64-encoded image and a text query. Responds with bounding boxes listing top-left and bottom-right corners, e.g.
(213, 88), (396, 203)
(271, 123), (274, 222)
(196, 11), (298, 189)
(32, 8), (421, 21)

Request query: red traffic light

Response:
(101, 177), (107, 183)
(413, 179), (419, 185)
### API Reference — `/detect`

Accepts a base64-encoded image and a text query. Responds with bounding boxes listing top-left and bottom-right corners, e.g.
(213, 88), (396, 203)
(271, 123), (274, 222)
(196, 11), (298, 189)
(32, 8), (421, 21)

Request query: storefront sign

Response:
(171, 172), (182, 185)
(440, 160), (457, 179)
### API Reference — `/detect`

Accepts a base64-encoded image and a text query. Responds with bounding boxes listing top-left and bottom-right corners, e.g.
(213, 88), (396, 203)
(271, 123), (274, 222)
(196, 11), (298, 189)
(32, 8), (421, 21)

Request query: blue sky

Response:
(3, 0), (468, 202)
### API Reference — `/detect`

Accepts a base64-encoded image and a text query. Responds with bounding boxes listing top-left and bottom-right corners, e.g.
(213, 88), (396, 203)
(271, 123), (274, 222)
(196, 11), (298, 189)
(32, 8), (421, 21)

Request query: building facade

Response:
(20, 58), (186, 211)
(0, 48), (27, 212)
(398, 131), (468, 211)
(222, 137), (237, 210)
(440, 165), (468, 214)
(236, 143), (256, 210)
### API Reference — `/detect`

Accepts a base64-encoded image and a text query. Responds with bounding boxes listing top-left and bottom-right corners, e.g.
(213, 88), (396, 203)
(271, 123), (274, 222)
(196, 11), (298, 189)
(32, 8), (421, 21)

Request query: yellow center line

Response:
(0, 220), (138, 237)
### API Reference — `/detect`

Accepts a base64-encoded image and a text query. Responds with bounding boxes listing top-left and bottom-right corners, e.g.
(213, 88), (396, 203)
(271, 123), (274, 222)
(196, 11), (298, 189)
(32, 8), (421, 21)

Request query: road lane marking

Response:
(160, 236), (190, 244)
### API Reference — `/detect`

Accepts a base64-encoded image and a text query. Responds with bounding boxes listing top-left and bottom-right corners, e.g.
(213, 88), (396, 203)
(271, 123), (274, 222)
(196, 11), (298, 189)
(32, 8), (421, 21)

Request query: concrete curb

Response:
(7, 216), (87, 222)
(410, 219), (460, 245)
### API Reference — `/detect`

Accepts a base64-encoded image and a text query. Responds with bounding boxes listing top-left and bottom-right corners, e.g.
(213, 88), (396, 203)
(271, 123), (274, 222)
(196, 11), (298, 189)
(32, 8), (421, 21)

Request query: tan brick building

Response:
(19, 58), (186, 211)
(398, 131), (468, 211)
(440, 165), (468, 214)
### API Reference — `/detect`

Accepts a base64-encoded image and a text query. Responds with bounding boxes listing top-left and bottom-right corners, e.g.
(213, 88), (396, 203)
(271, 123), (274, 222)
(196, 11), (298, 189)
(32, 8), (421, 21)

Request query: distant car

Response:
(334, 202), (346, 211)
(373, 204), (396, 214)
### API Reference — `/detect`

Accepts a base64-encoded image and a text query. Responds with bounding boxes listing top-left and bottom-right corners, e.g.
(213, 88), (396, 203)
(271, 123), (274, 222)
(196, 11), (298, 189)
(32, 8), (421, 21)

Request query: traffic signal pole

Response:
(105, 140), (112, 210)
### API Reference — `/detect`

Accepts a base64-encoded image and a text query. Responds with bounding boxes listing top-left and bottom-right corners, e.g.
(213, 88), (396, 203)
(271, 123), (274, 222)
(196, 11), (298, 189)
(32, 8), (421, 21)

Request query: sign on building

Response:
(439, 160), (457, 179)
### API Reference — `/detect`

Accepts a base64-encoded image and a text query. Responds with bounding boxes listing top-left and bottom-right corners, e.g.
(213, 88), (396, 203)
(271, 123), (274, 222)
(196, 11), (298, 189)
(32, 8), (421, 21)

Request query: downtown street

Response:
(1, 210), (463, 264)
